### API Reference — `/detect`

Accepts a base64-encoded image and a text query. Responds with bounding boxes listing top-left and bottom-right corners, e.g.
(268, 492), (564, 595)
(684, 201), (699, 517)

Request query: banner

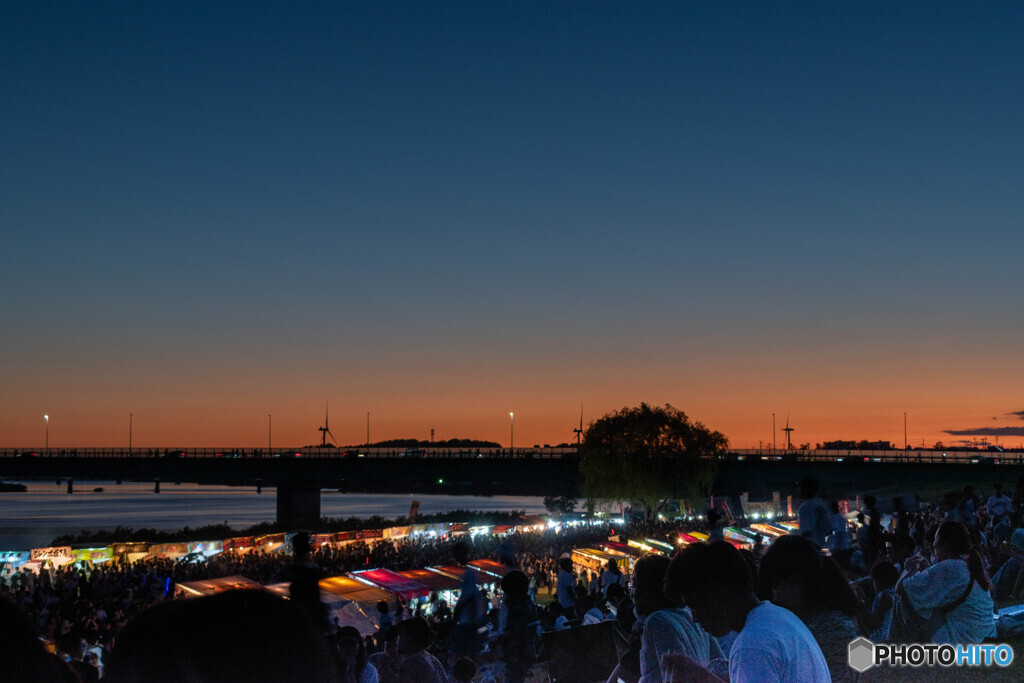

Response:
(30, 546), (72, 561)
(73, 547), (113, 563)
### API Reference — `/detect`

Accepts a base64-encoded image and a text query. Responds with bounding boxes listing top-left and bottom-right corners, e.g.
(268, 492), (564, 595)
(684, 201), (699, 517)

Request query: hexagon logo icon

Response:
(848, 637), (875, 673)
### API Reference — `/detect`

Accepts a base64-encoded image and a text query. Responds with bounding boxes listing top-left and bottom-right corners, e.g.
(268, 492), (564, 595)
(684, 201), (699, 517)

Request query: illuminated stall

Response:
(263, 582), (378, 636)
(572, 548), (629, 575)
(396, 569), (463, 616)
(468, 559), (513, 581)
(175, 575), (261, 598)
(351, 568), (430, 602)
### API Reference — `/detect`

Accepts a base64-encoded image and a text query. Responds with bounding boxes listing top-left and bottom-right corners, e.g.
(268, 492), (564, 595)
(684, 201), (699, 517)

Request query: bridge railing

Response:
(0, 446), (1017, 465)
(0, 446), (581, 459)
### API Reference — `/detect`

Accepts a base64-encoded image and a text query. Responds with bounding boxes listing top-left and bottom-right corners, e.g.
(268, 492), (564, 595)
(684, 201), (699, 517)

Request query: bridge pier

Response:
(154, 478), (160, 494)
(277, 478), (321, 528)
(66, 478), (73, 494)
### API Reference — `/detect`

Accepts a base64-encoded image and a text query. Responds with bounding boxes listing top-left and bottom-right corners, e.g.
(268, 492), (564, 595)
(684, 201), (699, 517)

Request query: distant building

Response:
(821, 440), (894, 450)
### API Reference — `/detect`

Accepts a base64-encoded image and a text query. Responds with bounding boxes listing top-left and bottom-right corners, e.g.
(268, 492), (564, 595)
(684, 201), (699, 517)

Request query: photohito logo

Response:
(849, 637), (1014, 671)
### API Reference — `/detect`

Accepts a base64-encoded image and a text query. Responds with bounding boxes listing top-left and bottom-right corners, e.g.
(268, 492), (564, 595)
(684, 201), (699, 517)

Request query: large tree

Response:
(579, 403), (726, 525)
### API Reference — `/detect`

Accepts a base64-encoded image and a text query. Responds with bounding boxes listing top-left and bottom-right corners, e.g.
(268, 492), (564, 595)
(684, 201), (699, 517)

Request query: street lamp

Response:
(268, 414), (272, 452)
(509, 412), (514, 451)
(129, 413), (133, 454)
(366, 412), (370, 448)
(44, 414), (49, 450)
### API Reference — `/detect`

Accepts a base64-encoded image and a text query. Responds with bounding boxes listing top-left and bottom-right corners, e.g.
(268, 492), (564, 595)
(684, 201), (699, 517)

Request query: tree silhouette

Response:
(578, 403), (726, 526)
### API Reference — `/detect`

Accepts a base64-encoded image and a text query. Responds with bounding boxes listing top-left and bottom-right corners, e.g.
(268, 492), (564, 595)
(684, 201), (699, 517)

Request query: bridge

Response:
(0, 447), (582, 527)
(2, 446), (1019, 526)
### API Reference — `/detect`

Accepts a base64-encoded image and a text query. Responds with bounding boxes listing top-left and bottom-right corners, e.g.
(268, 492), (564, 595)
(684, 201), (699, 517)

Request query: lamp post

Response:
(904, 412), (908, 450)
(509, 412), (514, 451)
(366, 412), (370, 448)
(129, 413), (133, 454)
(44, 414), (49, 451)
(772, 413), (775, 454)
(268, 414), (272, 452)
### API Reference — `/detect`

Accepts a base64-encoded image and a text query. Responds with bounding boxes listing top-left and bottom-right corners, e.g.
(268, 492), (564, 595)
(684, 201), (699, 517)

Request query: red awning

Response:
(351, 568), (430, 601)
(397, 569), (462, 593)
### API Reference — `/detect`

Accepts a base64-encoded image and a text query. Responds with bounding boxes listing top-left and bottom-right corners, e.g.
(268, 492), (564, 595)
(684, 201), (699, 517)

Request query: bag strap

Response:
(937, 575), (975, 616)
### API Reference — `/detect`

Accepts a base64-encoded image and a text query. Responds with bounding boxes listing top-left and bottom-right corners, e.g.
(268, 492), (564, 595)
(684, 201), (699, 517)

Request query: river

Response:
(0, 480), (548, 550)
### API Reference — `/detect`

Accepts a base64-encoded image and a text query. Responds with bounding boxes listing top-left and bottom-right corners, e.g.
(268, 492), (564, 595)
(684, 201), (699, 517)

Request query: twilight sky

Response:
(3, 2), (1023, 450)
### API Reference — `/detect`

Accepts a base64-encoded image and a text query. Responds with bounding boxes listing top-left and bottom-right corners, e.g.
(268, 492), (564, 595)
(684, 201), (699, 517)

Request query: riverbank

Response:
(0, 481), (551, 550)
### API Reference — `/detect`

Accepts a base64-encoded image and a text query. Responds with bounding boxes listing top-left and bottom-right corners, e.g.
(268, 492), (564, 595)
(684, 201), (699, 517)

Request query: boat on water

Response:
(0, 481), (28, 493)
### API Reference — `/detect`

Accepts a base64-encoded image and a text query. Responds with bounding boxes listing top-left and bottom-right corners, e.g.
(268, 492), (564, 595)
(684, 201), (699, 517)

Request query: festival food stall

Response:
(571, 548), (629, 575)
(431, 564), (496, 587)
(351, 568), (430, 601)
(263, 582), (378, 636)
(318, 575), (395, 627)
(395, 569), (463, 616)
(677, 533), (702, 546)
(600, 541), (642, 559)
(468, 559), (513, 580)
(23, 546), (76, 573)
(175, 575), (261, 598)
(111, 542), (150, 564)
(722, 528), (754, 550)
(750, 523), (787, 539)
(626, 539), (674, 556)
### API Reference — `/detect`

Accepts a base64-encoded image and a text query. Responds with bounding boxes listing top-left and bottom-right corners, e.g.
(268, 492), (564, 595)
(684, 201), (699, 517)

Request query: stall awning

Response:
(600, 541), (642, 557)
(430, 565), (495, 586)
(397, 569), (462, 593)
(176, 575), (261, 597)
(319, 575), (394, 604)
(351, 568), (430, 601)
(264, 583), (379, 636)
(468, 559), (512, 579)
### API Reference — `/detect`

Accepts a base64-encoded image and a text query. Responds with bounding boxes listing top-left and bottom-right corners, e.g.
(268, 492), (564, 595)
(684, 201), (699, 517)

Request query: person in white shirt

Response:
(894, 520), (996, 644)
(988, 483), (1013, 523)
(659, 542), (830, 683)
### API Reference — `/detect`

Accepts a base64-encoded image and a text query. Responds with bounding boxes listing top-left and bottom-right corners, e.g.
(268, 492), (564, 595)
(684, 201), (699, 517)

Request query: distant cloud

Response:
(945, 426), (1024, 437)
(1009, 411), (1024, 420)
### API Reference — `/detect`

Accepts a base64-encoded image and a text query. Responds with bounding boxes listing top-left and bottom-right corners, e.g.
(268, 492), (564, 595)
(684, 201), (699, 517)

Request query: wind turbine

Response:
(573, 404), (585, 446)
(318, 402), (338, 447)
(782, 415), (795, 450)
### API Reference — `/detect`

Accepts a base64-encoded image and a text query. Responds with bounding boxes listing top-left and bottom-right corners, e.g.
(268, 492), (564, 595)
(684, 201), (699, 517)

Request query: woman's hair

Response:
(559, 557), (574, 573)
(631, 553), (677, 616)
(870, 561), (899, 590)
(397, 616), (433, 652)
(104, 589), (337, 683)
(607, 559), (622, 575)
(756, 535), (860, 617)
(935, 520), (991, 591)
(501, 569), (530, 603)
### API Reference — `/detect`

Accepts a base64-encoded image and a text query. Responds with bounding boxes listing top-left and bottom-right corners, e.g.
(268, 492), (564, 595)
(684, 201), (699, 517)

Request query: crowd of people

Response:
(5, 477), (1024, 681)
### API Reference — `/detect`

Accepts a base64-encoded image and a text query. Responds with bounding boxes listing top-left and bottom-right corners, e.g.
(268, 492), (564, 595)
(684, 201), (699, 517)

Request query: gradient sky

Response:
(3, 2), (1024, 450)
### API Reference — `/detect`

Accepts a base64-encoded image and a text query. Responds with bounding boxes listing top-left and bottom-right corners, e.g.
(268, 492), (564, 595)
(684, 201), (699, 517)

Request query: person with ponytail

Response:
(893, 520), (995, 644)
(756, 535), (863, 682)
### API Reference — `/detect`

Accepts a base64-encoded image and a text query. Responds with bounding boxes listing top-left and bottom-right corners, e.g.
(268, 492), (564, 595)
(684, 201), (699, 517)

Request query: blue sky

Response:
(3, 2), (1023, 448)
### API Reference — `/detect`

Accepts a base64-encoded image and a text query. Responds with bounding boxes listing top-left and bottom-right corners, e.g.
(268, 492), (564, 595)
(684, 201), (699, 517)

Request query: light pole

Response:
(366, 412), (370, 448)
(129, 413), (133, 454)
(771, 413), (776, 454)
(44, 414), (49, 450)
(268, 414), (272, 452)
(904, 412), (908, 450)
(509, 412), (514, 451)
